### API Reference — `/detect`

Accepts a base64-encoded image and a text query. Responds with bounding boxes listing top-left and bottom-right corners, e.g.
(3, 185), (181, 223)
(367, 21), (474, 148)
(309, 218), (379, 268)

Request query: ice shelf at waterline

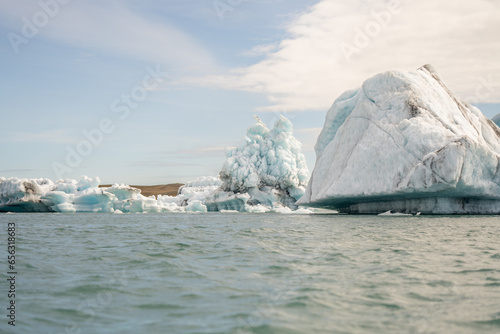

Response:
(0, 117), (311, 213)
(298, 65), (500, 214)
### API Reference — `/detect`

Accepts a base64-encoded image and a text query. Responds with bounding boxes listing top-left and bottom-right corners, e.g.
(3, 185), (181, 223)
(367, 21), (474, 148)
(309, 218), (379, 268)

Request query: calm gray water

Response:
(1, 213), (500, 334)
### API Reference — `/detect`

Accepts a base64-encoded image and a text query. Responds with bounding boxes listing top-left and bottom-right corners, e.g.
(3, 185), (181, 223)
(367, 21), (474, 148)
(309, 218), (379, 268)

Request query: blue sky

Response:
(1, 0), (499, 185)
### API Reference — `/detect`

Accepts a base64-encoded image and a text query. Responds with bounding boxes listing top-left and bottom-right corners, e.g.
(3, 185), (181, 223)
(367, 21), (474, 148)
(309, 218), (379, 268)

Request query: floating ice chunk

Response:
(54, 179), (78, 194)
(185, 200), (207, 213)
(105, 184), (140, 201)
(205, 192), (250, 212)
(272, 205), (293, 214)
(40, 191), (75, 213)
(294, 207), (315, 214)
(0, 176), (146, 213)
(76, 176), (100, 191)
(244, 203), (270, 213)
(126, 196), (161, 213)
(378, 211), (412, 216)
(155, 176), (221, 212)
(72, 190), (115, 213)
(0, 177), (56, 212)
(270, 205), (314, 214)
(175, 176), (222, 205)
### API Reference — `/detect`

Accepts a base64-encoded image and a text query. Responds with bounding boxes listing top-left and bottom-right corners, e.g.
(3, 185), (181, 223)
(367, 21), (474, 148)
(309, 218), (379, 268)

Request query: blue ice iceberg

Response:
(298, 65), (500, 214)
(204, 116), (310, 211)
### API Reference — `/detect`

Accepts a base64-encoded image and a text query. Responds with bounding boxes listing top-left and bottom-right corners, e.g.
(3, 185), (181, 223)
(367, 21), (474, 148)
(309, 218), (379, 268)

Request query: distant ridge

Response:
(99, 183), (184, 197)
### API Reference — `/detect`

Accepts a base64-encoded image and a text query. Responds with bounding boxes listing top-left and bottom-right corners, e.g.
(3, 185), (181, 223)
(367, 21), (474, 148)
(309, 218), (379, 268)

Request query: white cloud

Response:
(196, 0), (500, 111)
(0, 0), (217, 73)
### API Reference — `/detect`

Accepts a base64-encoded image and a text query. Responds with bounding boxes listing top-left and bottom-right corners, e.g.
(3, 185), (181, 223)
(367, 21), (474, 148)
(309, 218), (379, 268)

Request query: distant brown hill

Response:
(99, 183), (184, 197)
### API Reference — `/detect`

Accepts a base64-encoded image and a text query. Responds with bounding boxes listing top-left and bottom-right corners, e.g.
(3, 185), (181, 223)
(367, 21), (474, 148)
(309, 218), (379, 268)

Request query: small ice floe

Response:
(378, 210), (412, 216)
(273, 206), (314, 214)
(294, 207), (314, 214)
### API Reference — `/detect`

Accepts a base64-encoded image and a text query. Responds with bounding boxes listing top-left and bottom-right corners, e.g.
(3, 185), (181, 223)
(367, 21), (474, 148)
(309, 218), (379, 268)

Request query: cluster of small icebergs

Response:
(0, 175), (314, 214)
(0, 117), (313, 213)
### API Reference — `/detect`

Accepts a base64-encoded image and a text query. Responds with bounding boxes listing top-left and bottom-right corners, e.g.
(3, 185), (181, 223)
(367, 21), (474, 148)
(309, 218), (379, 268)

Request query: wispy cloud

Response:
(0, 169), (40, 174)
(0, 0), (217, 73)
(4, 129), (77, 144)
(174, 146), (231, 157)
(128, 161), (200, 168)
(192, 0), (500, 111)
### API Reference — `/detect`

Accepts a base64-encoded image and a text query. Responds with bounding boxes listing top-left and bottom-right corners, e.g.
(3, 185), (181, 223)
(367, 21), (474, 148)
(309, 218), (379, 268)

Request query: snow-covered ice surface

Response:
(0, 117), (312, 213)
(298, 65), (500, 214)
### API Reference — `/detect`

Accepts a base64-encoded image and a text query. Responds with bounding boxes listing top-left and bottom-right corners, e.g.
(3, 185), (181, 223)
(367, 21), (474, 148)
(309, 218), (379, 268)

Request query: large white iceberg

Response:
(298, 65), (500, 214)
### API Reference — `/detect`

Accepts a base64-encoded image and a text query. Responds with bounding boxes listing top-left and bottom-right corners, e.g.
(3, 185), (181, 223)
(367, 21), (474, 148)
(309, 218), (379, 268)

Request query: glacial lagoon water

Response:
(1, 213), (500, 334)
